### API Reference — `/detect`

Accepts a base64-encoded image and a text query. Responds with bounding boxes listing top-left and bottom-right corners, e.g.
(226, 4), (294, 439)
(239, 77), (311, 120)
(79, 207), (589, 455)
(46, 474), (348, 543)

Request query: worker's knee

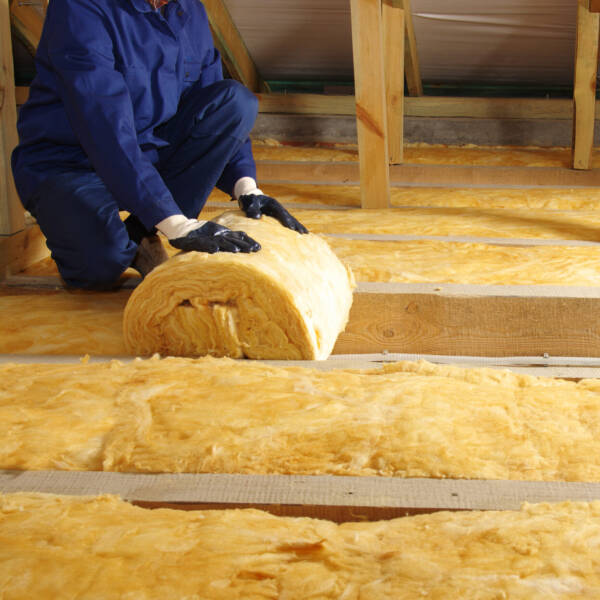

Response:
(31, 172), (137, 290)
(223, 80), (259, 130)
(203, 79), (258, 134)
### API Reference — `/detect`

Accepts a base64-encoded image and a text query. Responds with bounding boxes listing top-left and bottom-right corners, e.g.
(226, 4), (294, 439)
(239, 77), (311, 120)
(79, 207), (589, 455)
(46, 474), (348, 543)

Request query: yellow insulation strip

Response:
(3, 358), (600, 481)
(2, 493), (600, 599)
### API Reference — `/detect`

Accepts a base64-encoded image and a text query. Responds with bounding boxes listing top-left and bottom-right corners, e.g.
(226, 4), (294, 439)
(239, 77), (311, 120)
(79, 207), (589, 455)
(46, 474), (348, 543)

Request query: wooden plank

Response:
(9, 0), (46, 54)
(591, 0), (600, 12)
(572, 0), (600, 170)
(400, 0), (422, 96)
(334, 282), (600, 357)
(256, 161), (600, 188)
(202, 0), (268, 93)
(257, 93), (598, 120)
(2, 470), (600, 521)
(0, 225), (49, 280)
(383, 0), (404, 164)
(14, 85), (28, 105)
(350, 0), (390, 209)
(0, 0), (24, 236)
(14, 88), (592, 120)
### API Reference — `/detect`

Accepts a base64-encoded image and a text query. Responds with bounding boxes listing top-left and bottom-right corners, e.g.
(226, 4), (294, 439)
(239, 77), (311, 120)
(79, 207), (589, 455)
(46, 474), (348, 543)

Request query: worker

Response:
(11, 0), (307, 290)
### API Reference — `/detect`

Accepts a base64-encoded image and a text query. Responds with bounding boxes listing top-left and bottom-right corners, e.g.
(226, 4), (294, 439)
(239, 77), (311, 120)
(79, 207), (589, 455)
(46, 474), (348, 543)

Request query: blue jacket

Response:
(12, 0), (256, 229)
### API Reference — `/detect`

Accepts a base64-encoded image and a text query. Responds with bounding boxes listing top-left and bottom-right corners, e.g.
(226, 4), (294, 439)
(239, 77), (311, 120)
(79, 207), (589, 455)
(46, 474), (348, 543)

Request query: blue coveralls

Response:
(11, 0), (258, 288)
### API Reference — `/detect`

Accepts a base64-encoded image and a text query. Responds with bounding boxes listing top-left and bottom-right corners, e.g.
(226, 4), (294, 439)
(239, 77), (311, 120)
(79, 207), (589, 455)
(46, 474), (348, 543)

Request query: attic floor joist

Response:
(3, 471), (600, 521)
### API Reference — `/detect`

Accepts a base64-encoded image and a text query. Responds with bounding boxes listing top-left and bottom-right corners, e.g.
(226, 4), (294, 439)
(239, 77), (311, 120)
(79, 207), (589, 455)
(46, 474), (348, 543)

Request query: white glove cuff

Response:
(233, 176), (263, 200)
(156, 214), (206, 240)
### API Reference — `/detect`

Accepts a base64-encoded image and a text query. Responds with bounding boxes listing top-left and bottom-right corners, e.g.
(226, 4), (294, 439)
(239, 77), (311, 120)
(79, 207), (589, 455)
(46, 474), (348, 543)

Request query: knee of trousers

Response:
(31, 173), (137, 289)
(209, 80), (259, 136)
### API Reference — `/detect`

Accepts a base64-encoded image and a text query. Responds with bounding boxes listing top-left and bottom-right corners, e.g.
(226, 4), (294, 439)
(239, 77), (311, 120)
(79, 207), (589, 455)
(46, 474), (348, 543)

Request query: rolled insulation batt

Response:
(123, 212), (355, 360)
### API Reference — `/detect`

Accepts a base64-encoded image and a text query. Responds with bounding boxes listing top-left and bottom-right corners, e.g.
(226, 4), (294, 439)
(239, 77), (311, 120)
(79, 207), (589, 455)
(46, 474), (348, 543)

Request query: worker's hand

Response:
(168, 221), (260, 254)
(238, 194), (308, 234)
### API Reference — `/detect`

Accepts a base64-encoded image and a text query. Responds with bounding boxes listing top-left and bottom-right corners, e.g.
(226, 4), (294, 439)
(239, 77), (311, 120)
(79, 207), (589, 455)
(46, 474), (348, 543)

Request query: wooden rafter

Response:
(9, 0), (46, 55)
(1, 0), (24, 237)
(572, 0), (599, 170)
(202, 0), (269, 93)
(400, 0), (423, 96)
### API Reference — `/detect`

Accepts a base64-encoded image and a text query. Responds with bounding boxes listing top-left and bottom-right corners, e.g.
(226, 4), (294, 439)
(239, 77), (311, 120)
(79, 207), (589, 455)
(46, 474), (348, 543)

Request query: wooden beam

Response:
(334, 282), (600, 357)
(9, 0), (46, 54)
(3, 471), (600, 521)
(400, 0), (423, 96)
(383, 0), (404, 164)
(350, 0), (390, 208)
(14, 87), (594, 121)
(257, 93), (590, 120)
(0, 224), (49, 280)
(256, 161), (600, 188)
(202, 0), (268, 93)
(14, 85), (28, 105)
(0, 0), (24, 236)
(572, 0), (600, 170)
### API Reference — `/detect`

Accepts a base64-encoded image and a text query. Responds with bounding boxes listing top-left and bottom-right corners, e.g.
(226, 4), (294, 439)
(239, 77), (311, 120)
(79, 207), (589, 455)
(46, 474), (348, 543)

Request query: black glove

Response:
(169, 221), (260, 254)
(238, 194), (308, 234)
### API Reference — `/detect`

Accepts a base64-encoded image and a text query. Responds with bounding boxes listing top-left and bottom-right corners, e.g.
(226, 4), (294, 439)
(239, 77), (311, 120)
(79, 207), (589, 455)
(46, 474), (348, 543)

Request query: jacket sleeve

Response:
(45, 0), (182, 230)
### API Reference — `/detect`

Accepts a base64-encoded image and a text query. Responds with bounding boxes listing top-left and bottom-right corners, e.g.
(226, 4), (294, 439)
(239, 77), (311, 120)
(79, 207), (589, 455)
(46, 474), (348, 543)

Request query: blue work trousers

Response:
(26, 79), (258, 289)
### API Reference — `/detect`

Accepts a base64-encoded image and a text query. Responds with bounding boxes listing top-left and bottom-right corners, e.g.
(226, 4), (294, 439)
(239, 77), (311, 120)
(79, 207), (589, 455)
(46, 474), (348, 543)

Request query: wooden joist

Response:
(13, 87), (599, 122)
(2, 470), (600, 521)
(350, 0), (390, 209)
(572, 0), (600, 170)
(202, 0), (268, 93)
(336, 282), (600, 358)
(0, 0), (24, 237)
(257, 94), (593, 120)
(256, 161), (600, 188)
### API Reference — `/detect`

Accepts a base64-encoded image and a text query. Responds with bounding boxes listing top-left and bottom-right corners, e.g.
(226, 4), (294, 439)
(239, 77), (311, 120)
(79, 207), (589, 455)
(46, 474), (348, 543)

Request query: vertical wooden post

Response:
(350, 0), (390, 209)
(383, 0), (404, 164)
(400, 0), (423, 97)
(572, 0), (599, 170)
(0, 0), (24, 235)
